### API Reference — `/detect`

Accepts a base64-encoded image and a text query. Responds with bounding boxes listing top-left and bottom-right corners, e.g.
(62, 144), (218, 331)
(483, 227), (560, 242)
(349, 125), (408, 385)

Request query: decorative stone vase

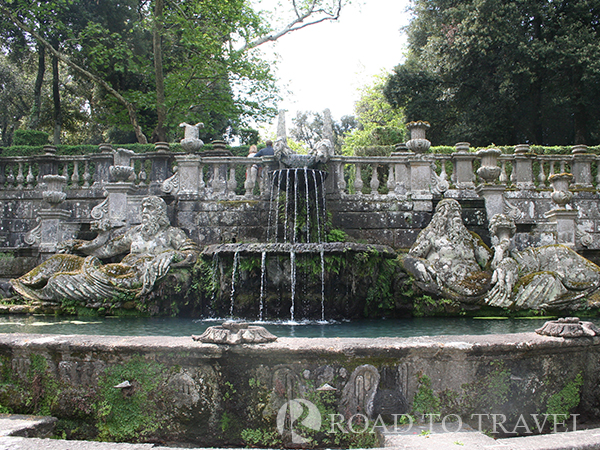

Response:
(514, 144), (531, 155)
(43, 145), (57, 155)
(42, 174), (67, 207)
(405, 121), (431, 153)
(181, 138), (204, 153)
(110, 148), (135, 182)
(476, 148), (502, 183)
(109, 165), (135, 182)
(549, 173), (573, 208)
(99, 143), (113, 153)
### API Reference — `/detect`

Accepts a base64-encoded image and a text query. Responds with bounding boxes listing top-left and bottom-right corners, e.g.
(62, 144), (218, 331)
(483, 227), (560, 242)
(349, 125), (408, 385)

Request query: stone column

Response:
(476, 147), (505, 219)
(544, 173), (576, 246)
(174, 154), (203, 199)
(149, 142), (173, 188)
(391, 143), (411, 197)
(91, 143), (114, 187)
(452, 142), (476, 190)
(513, 144), (536, 190)
(36, 174), (71, 256)
(571, 144), (594, 188)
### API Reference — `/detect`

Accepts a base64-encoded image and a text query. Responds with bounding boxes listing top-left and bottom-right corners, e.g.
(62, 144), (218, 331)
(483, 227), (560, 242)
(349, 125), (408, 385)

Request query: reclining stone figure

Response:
(485, 214), (600, 310)
(402, 199), (492, 303)
(11, 196), (198, 302)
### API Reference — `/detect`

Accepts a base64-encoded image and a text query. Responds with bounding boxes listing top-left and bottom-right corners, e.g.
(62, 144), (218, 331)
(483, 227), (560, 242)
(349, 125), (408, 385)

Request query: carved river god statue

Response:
(11, 196), (198, 302)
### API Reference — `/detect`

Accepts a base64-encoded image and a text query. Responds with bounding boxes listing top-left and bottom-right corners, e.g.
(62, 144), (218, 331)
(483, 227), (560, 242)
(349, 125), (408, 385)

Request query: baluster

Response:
(16, 162), (24, 189)
(244, 163), (256, 197)
(509, 161), (516, 186)
(549, 160), (555, 178)
(560, 160), (566, 173)
(138, 158), (147, 185)
(71, 161), (80, 188)
(198, 163), (205, 191)
(338, 162), (347, 193)
(82, 161), (91, 188)
(538, 159), (546, 187)
(439, 160), (448, 183)
(26, 165), (35, 188)
(370, 163), (379, 194)
(6, 165), (15, 188)
(62, 164), (69, 179)
(227, 165), (237, 195)
(353, 164), (363, 194)
(0, 163), (6, 189)
(596, 158), (600, 188)
(387, 164), (395, 193)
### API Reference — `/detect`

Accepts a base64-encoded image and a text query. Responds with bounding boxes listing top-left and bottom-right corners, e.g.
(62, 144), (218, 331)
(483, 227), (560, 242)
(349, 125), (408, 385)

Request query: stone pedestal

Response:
(544, 209), (578, 247)
(175, 154), (203, 199)
(513, 144), (536, 190)
(476, 184), (506, 220)
(452, 143), (476, 190)
(571, 146), (594, 188)
(37, 209), (72, 255)
(409, 158), (432, 195)
(104, 182), (137, 226)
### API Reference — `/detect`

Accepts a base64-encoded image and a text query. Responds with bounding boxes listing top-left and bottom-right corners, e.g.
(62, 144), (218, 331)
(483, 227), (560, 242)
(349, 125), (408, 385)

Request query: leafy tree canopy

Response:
(385, 0), (600, 146)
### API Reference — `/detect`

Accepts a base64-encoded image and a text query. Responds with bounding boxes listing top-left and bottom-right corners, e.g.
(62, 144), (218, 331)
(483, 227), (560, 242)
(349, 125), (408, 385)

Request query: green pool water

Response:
(0, 315), (586, 338)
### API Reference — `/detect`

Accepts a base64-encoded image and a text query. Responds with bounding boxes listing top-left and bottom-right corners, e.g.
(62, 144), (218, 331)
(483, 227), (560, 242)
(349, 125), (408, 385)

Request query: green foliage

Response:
(96, 356), (167, 441)
(342, 73), (405, 155)
(546, 373), (583, 424)
(325, 228), (348, 243)
(386, 0), (600, 146)
(412, 373), (441, 417)
(13, 129), (49, 146)
(241, 428), (282, 447)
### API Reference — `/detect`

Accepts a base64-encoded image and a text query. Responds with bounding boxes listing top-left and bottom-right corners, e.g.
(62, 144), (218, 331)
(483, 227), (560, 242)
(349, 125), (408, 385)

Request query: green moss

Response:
(96, 356), (168, 442)
(546, 373), (583, 424)
(412, 373), (441, 417)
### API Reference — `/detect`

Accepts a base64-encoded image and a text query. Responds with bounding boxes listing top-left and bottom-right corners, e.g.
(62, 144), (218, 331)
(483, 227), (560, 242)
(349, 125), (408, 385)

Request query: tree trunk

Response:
(151, 0), (167, 143)
(29, 43), (45, 130)
(52, 54), (62, 145)
(0, 5), (148, 144)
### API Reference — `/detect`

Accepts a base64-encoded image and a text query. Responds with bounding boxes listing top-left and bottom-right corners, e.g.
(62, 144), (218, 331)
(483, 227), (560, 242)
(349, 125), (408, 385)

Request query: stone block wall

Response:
(0, 332), (596, 446)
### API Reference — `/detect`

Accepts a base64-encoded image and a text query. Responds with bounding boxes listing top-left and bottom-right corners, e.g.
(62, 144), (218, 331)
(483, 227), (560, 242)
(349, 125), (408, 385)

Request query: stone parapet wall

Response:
(0, 332), (596, 445)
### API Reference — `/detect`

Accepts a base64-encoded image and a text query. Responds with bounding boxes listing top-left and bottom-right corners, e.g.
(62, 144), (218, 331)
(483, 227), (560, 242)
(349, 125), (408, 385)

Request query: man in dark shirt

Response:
(252, 140), (274, 158)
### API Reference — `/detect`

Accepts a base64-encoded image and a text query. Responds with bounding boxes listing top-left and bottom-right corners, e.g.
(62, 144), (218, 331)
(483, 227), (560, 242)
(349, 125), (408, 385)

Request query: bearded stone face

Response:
(140, 196), (170, 237)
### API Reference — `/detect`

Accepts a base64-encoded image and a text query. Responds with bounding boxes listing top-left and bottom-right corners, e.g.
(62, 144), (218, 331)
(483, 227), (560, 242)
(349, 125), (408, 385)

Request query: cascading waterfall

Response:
(229, 250), (240, 317)
(227, 160), (329, 321)
(259, 251), (266, 321)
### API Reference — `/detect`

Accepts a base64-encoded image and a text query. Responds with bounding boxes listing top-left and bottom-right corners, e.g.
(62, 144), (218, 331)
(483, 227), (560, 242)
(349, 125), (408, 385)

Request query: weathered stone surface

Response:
(536, 317), (600, 338)
(402, 199), (492, 302)
(192, 322), (277, 344)
(10, 196), (198, 303)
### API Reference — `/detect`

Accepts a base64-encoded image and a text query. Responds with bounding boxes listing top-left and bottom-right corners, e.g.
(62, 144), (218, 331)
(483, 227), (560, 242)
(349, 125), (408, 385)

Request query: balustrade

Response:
(0, 147), (599, 201)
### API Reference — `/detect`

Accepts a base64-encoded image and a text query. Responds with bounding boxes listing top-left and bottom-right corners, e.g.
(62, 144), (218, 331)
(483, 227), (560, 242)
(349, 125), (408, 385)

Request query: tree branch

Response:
(242, 0), (342, 50)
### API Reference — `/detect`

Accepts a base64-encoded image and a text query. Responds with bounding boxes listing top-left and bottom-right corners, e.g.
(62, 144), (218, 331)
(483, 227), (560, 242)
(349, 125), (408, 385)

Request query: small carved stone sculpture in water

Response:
(485, 214), (600, 310)
(11, 196), (198, 302)
(402, 199), (492, 302)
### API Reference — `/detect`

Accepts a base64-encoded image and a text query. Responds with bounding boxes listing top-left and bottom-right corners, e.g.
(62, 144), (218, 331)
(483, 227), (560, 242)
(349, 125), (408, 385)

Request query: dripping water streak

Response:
(284, 170), (290, 243)
(259, 251), (266, 321)
(320, 171), (327, 239)
(274, 171), (281, 243)
(304, 168), (310, 242)
(293, 169), (299, 243)
(267, 171), (276, 242)
(210, 253), (220, 316)
(312, 170), (322, 243)
(290, 250), (296, 322)
(320, 247), (325, 322)
(229, 251), (240, 317)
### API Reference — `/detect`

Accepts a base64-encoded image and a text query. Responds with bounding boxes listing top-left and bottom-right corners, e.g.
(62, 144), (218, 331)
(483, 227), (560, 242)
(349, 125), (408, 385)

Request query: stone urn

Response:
(109, 148), (135, 182)
(179, 122), (204, 153)
(476, 148), (502, 183)
(42, 174), (67, 207)
(405, 121), (431, 153)
(549, 173), (573, 209)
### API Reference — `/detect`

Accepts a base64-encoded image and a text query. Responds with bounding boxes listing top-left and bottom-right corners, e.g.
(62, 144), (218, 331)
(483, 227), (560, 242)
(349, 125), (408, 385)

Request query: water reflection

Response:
(0, 315), (591, 338)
